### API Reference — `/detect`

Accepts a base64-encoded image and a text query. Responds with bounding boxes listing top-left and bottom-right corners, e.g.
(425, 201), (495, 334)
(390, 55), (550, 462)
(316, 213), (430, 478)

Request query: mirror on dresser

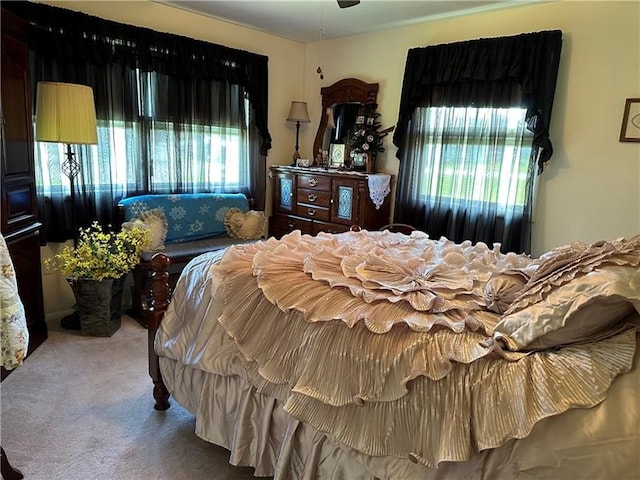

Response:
(312, 78), (379, 167)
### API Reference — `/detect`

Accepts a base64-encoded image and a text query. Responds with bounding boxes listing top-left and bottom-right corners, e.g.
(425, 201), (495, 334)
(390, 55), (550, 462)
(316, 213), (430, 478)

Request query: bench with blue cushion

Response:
(117, 193), (255, 323)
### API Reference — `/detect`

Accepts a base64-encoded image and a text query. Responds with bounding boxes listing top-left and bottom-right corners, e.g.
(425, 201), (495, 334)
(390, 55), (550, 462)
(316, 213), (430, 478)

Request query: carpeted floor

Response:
(1, 315), (266, 480)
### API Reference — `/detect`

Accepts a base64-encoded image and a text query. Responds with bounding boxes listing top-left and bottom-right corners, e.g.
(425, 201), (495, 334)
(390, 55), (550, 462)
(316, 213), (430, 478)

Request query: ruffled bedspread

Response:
(156, 230), (640, 468)
(0, 233), (29, 370)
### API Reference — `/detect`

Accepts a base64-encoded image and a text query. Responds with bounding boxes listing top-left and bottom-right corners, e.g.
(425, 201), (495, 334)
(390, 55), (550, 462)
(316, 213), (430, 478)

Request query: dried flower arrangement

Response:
(46, 222), (151, 280)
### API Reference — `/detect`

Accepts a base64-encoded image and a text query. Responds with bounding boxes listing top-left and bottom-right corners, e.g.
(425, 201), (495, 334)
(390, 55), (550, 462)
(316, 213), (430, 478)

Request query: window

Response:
(35, 120), (248, 195)
(17, 0), (271, 241)
(33, 68), (258, 242)
(417, 106), (532, 213)
(392, 31), (562, 253)
(36, 69), (251, 197)
(394, 103), (538, 253)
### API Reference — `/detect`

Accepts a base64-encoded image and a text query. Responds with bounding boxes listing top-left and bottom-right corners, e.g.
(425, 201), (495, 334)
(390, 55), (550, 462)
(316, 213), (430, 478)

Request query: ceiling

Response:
(156, 0), (537, 43)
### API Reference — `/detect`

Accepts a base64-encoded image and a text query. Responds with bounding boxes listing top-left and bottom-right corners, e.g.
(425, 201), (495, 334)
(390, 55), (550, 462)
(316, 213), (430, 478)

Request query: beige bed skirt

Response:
(159, 353), (640, 480)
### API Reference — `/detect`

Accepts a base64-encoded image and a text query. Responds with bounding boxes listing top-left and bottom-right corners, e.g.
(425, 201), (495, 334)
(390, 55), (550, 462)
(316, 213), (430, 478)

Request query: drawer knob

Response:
(308, 178), (318, 187)
(287, 221), (295, 228)
(307, 209), (316, 216)
(308, 193), (317, 202)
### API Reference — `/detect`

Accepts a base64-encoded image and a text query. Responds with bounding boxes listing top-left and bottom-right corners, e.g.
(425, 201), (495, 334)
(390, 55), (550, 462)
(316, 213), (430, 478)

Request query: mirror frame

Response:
(313, 78), (379, 161)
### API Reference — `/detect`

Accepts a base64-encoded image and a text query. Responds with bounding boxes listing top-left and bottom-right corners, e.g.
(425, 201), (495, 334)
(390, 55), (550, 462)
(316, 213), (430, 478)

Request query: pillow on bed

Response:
(483, 272), (528, 314)
(493, 264), (640, 351)
(122, 208), (168, 252)
(224, 208), (266, 240)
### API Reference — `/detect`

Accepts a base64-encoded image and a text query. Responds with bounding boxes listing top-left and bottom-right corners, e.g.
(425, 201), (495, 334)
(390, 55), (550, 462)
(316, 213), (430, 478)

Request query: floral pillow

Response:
(122, 208), (168, 252)
(223, 208), (266, 240)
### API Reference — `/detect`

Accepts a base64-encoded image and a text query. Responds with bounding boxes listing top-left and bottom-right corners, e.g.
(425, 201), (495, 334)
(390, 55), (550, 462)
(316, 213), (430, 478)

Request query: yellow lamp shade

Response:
(35, 82), (98, 145)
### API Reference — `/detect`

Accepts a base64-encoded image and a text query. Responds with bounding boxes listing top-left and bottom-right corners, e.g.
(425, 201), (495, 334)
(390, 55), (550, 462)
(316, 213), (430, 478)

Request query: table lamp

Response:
(286, 101), (310, 162)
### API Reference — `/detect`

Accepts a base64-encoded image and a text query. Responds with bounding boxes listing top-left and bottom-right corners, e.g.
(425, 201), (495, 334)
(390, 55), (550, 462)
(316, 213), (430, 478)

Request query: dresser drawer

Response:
(270, 214), (312, 238)
(297, 188), (331, 208)
(297, 174), (331, 191)
(295, 204), (330, 222)
(312, 221), (352, 235)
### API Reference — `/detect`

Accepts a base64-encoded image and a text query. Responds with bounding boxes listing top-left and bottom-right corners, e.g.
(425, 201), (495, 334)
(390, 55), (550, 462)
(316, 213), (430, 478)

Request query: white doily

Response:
(367, 173), (391, 209)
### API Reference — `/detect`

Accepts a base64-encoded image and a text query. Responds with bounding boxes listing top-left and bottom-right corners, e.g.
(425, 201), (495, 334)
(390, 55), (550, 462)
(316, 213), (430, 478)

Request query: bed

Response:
(146, 229), (640, 479)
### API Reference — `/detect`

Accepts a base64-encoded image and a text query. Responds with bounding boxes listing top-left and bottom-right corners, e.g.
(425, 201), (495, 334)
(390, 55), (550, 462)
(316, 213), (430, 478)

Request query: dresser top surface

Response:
(271, 165), (392, 179)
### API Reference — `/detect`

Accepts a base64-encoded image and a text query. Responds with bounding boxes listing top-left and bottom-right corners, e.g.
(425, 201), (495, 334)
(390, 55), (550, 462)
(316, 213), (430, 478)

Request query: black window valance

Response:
(5, 1), (272, 154)
(392, 30), (562, 173)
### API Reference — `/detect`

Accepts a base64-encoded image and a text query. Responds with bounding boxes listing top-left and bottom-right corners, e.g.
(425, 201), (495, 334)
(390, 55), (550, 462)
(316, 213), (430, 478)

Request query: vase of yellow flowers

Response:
(46, 222), (151, 336)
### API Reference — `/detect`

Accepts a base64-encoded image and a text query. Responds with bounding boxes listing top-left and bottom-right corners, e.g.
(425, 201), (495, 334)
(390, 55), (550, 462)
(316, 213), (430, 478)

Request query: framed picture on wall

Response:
(619, 98), (640, 142)
(329, 143), (346, 168)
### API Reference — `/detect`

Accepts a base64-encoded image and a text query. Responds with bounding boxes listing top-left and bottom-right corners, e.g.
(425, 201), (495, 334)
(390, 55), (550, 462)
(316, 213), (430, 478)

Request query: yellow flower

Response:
(45, 222), (151, 280)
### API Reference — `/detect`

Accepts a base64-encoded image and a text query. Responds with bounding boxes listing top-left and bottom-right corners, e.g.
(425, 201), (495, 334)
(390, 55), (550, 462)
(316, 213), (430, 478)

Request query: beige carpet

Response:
(1, 315), (266, 480)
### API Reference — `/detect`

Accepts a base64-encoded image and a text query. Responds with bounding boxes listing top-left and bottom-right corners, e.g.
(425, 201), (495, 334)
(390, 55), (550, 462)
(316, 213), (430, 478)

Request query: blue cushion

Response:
(118, 193), (249, 243)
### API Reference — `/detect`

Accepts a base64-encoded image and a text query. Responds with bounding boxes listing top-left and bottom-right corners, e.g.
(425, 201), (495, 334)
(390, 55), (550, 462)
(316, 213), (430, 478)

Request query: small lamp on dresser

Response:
(286, 101), (310, 163)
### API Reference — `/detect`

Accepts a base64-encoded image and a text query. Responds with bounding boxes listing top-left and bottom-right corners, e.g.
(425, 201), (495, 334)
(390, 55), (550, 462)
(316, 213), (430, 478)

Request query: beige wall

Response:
(39, 0), (640, 319)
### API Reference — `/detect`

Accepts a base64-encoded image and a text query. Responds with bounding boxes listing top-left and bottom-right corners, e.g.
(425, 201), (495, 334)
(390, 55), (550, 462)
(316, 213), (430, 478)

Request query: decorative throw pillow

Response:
(224, 208), (266, 240)
(483, 272), (528, 314)
(493, 264), (640, 351)
(122, 208), (168, 252)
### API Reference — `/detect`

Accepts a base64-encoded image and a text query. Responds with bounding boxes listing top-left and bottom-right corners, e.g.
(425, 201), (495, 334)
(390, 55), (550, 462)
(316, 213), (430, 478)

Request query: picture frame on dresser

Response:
(329, 143), (346, 168)
(619, 98), (640, 142)
(351, 152), (366, 171)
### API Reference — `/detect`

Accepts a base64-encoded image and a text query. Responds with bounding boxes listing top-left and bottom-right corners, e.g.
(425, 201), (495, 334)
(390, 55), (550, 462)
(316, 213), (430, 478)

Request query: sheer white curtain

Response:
(396, 106), (535, 252)
(17, 0), (271, 242)
(34, 68), (258, 241)
(392, 31), (563, 253)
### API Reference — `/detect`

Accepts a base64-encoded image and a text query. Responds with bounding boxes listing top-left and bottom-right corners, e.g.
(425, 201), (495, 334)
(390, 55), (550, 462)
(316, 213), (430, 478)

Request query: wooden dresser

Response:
(1, 8), (48, 372)
(269, 166), (392, 238)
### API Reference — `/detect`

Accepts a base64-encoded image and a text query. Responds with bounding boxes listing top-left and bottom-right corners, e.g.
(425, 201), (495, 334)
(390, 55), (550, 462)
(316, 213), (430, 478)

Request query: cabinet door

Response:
(274, 171), (295, 214)
(0, 9), (48, 366)
(1, 27), (38, 234)
(331, 179), (360, 226)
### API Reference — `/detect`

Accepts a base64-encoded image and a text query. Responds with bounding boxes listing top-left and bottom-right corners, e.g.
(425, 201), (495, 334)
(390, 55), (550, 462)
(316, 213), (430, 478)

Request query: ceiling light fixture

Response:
(337, 0), (361, 8)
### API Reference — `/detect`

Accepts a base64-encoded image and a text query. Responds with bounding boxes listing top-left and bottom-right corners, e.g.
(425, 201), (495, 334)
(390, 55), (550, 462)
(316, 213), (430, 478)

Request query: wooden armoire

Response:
(1, 8), (48, 372)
